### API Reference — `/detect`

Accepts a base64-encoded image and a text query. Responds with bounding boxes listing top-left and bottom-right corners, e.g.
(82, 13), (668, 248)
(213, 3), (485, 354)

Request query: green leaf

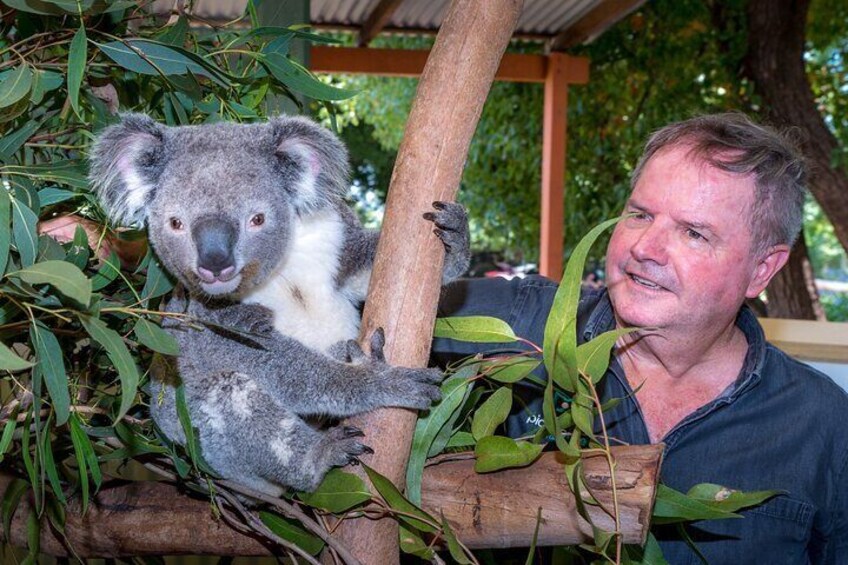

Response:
(96, 40), (228, 87)
(174, 383), (200, 471)
(363, 464), (438, 533)
(0, 188), (9, 276)
(406, 371), (472, 505)
(0, 119), (40, 162)
(1, 478), (29, 542)
(157, 15), (189, 46)
(441, 513), (472, 564)
(627, 532), (670, 565)
(543, 217), (621, 390)
(652, 484), (741, 525)
(66, 225), (90, 270)
(399, 523), (434, 560)
(68, 413), (91, 513)
(259, 511), (325, 555)
(445, 431), (476, 449)
(433, 316), (517, 343)
(90, 251), (121, 291)
(0, 66), (33, 109)
(78, 314), (140, 422)
(133, 318), (179, 356)
(12, 260), (91, 307)
(262, 53), (358, 101)
(29, 322), (70, 426)
(24, 499), (39, 563)
(577, 327), (638, 384)
(41, 423), (67, 505)
(68, 25), (87, 118)
(0, 419), (17, 461)
(474, 436), (543, 473)
(297, 469), (371, 512)
(471, 387), (512, 441)
(685, 483), (783, 513)
(0, 341), (32, 372)
(10, 197), (38, 267)
(38, 187), (77, 207)
(525, 507), (543, 565)
(481, 356), (541, 383)
(141, 252), (174, 301)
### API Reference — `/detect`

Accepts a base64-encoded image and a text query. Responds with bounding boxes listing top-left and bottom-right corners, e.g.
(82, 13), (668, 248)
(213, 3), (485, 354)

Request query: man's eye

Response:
(686, 228), (705, 241)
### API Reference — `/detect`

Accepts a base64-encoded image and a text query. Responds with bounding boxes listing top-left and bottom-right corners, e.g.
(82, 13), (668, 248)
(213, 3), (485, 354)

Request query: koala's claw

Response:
(425, 202), (470, 282)
(342, 425), (365, 438)
(369, 328), (386, 362)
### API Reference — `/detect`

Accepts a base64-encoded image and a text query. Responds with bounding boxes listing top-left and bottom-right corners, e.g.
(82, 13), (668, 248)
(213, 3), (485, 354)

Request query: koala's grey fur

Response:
(88, 114), (470, 494)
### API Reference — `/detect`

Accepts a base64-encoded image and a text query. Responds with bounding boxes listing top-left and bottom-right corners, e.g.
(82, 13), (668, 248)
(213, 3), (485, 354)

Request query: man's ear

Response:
(88, 113), (166, 227)
(745, 243), (791, 298)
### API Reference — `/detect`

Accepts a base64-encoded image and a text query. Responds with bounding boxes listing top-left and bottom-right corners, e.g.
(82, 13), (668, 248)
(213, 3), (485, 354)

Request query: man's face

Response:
(605, 145), (768, 333)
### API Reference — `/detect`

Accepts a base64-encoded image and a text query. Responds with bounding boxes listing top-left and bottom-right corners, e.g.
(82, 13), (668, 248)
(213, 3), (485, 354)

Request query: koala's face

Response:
(89, 115), (349, 297)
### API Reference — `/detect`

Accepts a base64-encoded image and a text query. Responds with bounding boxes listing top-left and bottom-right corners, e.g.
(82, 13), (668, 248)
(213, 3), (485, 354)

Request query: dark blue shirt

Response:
(433, 276), (848, 564)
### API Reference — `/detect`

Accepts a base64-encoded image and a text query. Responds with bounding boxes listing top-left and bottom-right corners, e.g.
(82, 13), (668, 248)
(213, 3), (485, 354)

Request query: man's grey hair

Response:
(631, 112), (807, 256)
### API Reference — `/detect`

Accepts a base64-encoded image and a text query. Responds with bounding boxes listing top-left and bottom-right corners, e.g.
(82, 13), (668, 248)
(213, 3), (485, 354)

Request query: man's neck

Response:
(615, 318), (749, 443)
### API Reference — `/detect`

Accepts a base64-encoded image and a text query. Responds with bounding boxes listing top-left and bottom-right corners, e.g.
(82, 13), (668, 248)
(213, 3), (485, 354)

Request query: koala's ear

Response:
(270, 117), (351, 214)
(88, 113), (166, 227)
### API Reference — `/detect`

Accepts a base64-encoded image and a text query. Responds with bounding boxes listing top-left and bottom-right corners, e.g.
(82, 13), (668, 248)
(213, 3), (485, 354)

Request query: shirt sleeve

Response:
(826, 446), (848, 561)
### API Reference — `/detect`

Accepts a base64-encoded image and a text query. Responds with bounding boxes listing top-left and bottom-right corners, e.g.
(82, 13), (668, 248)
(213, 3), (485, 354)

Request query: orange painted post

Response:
(540, 52), (570, 280)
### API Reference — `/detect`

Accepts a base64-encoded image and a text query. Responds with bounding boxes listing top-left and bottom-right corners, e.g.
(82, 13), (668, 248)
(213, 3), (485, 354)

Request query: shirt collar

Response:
(582, 288), (767, 393)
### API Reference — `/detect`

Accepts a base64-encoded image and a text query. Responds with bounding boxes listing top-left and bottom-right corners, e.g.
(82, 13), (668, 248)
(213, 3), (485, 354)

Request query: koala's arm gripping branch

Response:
(329, 2), (525, 563)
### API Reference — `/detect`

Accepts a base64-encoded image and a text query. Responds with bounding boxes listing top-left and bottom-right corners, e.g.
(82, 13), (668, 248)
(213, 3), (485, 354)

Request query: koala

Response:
(88, 114), (470, 494)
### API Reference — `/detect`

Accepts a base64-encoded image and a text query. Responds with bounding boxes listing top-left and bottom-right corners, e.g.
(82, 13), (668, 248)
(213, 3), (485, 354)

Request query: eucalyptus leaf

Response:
(134, 318), (179, 355)
(0, 341), (31, 372)
(12, 260), (92, 307)
(399, 524), (434, 560)
(363, 464), (437, 533)
(175, 383), (200, 470)
(78, 314), (140, 422)
(652, 484), (741, 525)
(0, 66), (33, 109)
(434, 316), (517, 343)
(96, 40), (228, 87)
(441, 513), (472, 564)
(68, 414), (91, 514)
(482, 356), (541, 383)
(577, 327), (638, 384)
(685, 483), (783, 513)
(10, 197), (38, 267)
(406, 371), (472, 505)
(90, 251), (121, 291)
(68, 25), (88, 118)
(29, 322), (71, 426)
(37, 187), (78, 207)
(543, 217), (621, 390)
(259, 511), (325, 555)
(0, 420), (16, 462)
(262, 53), (358, 101)
(0, 189), (9, 276)
(1, 478), (29, 542)
(297, 469), (371, 512)
(474, 436), (543, 473)
(0, 120), (40, 162)
(41, 424), (67, 505)
(471, 387), (512, 441)
(141, 253), (174, 300)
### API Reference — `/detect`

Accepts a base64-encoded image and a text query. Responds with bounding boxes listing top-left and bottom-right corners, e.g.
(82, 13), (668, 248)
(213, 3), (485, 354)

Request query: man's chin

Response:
(198, 275), (243, 297)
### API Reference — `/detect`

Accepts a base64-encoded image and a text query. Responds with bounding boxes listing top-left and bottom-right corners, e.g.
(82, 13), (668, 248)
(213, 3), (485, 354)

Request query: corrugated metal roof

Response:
(155, 0), (642, 45)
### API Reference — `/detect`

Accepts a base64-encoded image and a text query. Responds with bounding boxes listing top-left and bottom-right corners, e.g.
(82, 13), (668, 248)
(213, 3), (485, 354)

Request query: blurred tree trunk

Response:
(740, 0), (848, 319)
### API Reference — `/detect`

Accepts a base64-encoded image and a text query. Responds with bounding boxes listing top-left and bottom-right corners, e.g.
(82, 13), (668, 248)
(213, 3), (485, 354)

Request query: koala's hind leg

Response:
(187, 371), (370, 494)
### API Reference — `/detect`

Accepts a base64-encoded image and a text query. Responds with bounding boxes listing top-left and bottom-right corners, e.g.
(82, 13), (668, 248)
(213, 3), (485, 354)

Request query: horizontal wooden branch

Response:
(0, 445), (662, 557)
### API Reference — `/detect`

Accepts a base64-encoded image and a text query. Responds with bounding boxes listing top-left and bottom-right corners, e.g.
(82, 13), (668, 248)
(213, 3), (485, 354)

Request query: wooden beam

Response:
(548, 0), (646, 52)
(310, 46), (589, 84)
(539, 52), (571, 280)
(358, 0), (405, 47)
(759, 318), (848, 363)
(0, 445), (664, 556)
(331, 1), (525, 563)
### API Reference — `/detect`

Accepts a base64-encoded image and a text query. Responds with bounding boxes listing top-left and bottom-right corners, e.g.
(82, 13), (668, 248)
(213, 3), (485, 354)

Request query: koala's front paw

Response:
(322, 425), (373, 468)
(380, 365), (444, 411)
(222, 303), (277, 335)
(424, 201), (470, 283)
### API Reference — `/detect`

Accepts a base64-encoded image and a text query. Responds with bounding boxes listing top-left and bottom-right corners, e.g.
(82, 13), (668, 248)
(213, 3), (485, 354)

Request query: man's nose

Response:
(630, 224), (669, 265)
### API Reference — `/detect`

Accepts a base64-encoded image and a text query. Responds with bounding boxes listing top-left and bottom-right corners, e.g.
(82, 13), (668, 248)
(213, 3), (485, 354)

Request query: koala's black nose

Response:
(192, 217), (237, 280)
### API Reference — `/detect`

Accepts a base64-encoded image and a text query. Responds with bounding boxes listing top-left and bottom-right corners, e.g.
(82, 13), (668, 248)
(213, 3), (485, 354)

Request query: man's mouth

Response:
(628, 272), (665, 291)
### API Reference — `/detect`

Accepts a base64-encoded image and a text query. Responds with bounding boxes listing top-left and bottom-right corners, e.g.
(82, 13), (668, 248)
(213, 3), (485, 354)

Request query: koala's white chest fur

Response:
(242, 210), (362, 353)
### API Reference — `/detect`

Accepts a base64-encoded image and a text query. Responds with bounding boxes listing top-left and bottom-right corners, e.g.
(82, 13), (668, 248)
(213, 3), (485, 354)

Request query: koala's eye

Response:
(170, 217), (184, 231)
(249, 213), (265, 227)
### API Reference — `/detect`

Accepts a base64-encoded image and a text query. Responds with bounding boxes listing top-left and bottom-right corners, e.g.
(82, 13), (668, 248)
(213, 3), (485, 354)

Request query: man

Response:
(433, 113), (848, 563)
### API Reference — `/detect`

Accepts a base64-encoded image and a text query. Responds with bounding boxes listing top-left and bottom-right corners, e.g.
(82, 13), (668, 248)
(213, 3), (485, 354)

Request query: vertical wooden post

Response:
(540, 52), (570, 280)
(328, 2), (524, 563)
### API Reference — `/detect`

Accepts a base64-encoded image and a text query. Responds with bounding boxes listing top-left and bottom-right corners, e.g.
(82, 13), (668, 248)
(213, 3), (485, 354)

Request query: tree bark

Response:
(765, 234), (825, 319)
(329, 2), (524, 564)
(743, 0), (848, 254)
(0, 445), (663, 557)
(742, 0), (847, 318)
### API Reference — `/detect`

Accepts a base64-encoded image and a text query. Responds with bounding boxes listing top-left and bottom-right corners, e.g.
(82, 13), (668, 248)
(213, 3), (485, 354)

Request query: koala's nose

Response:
(193, 217), (237, 280)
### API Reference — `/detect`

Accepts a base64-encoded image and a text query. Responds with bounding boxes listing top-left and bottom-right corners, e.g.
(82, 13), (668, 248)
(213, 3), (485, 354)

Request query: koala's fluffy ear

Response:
(88, 113), (166, 227)
(270, 117), (351, 214)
